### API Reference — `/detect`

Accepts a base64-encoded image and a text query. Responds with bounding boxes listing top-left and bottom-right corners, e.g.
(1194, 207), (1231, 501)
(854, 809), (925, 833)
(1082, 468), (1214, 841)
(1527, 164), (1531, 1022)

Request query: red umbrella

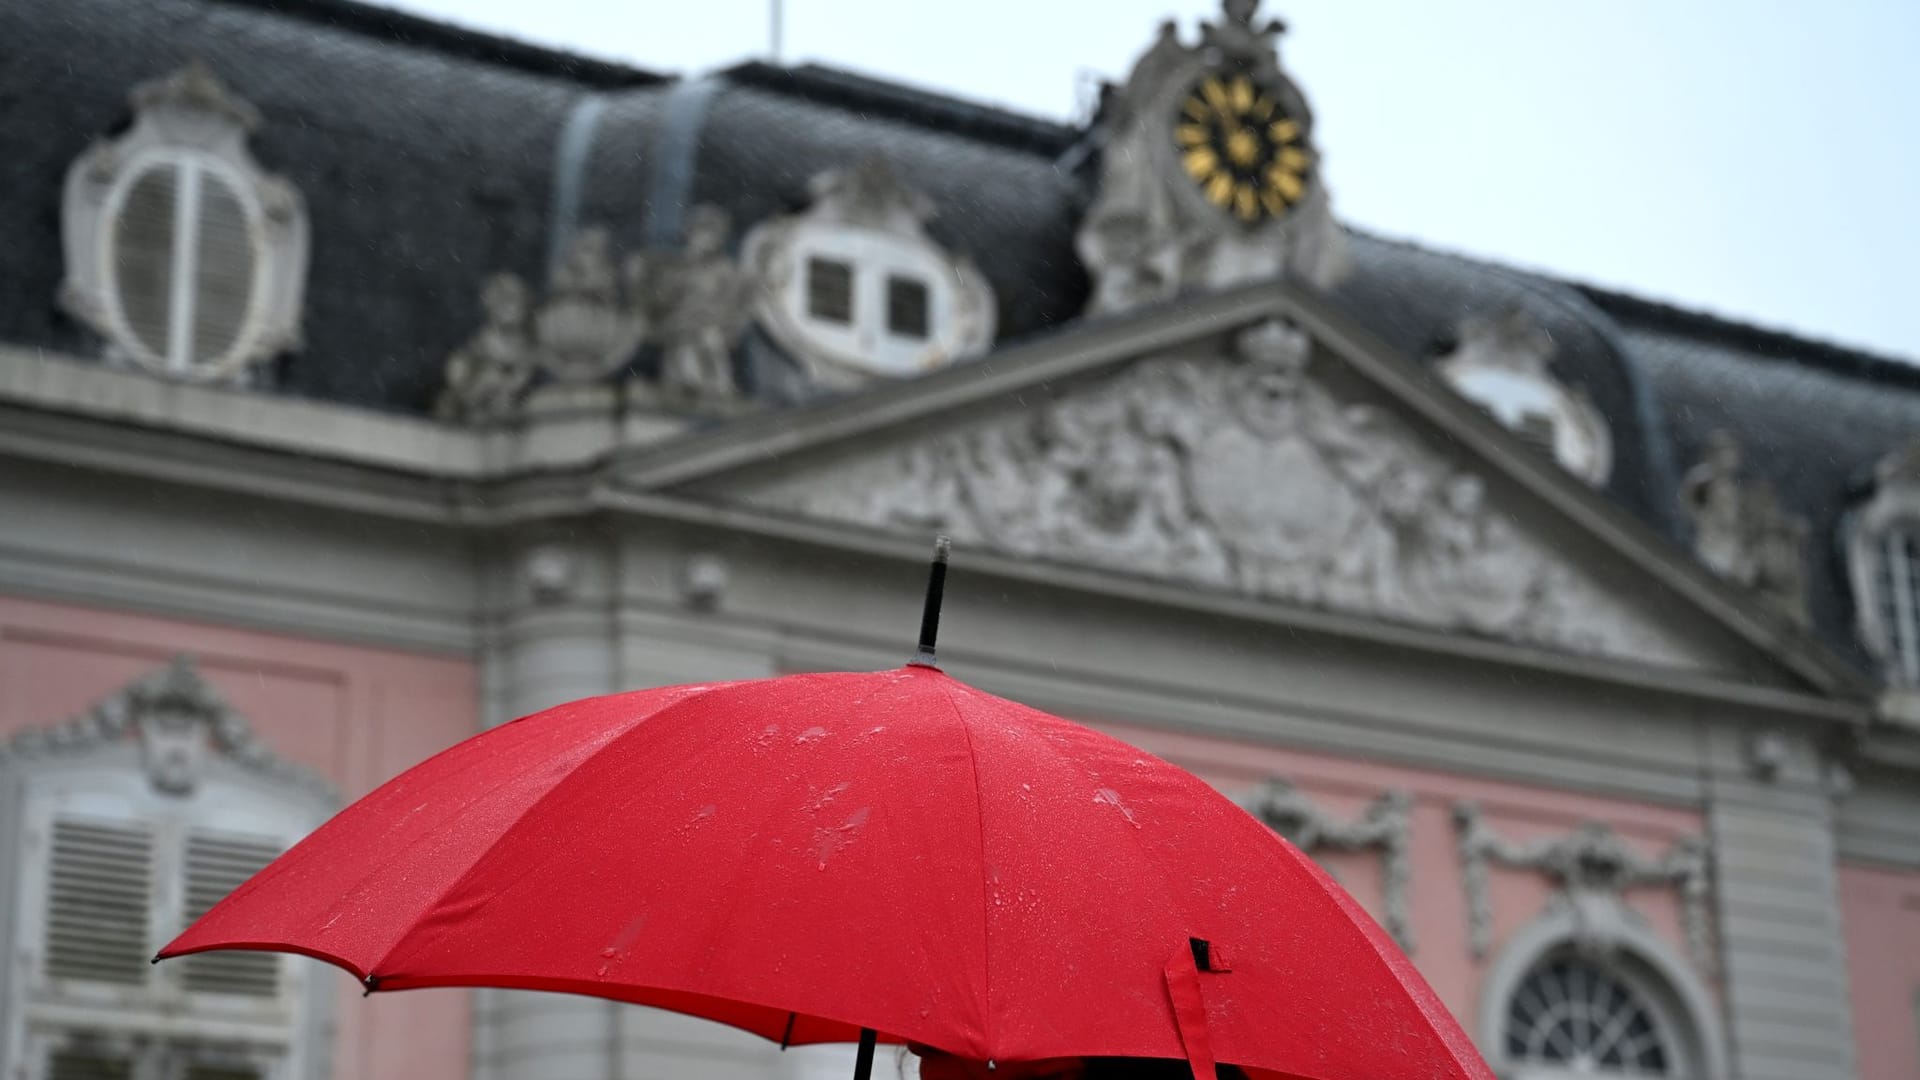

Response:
(161, 542), (1492, 1080)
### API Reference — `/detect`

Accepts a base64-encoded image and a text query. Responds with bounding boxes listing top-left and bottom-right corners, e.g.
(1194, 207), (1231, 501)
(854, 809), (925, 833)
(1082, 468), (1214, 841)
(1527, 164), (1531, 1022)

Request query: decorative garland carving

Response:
(1238, 777), (1414, 951)
(0, 656), (336, 802)
(1453, 803), (1711, 972)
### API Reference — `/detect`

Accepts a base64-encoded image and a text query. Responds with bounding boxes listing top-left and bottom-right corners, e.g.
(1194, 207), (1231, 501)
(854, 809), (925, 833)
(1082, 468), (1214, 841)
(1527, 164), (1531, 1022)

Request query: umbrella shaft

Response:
(853, 1028), (878, 1080)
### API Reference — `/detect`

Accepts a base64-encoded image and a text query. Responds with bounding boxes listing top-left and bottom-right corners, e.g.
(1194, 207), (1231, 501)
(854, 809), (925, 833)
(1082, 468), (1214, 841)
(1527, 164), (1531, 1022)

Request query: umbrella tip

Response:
(909, 536), (950, 669)
(362, 974), (381, 997)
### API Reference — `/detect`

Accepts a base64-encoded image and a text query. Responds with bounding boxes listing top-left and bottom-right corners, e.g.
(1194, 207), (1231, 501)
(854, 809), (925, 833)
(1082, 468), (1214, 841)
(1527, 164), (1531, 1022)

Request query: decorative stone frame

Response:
(741, 158), (996, 390)
(1436, 309), (1613, 487)
(60, 60), (308, 383)
(0, 658), (337, 1080)
(1453, 803), (1712, 972)
(1847, 440), (1920, 689)
(1479, 905), (1729, 1080)
(1236, 777), (1414, 951)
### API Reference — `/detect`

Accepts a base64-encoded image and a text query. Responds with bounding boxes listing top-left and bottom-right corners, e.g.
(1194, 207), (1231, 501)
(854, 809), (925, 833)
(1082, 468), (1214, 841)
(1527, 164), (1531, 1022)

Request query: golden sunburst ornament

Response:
(1175, 71), (1313, 224)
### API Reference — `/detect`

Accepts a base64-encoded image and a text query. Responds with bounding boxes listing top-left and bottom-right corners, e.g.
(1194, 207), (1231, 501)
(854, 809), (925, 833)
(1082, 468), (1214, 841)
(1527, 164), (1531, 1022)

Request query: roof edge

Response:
(719, 61), (1080, 155)
(202, 0), (671, 88)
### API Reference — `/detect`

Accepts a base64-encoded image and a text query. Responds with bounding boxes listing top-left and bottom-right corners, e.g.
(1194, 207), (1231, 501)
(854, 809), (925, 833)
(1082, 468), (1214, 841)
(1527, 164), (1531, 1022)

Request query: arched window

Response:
(1503, 952), (1683, 1077)
(60, 61), (307, 383)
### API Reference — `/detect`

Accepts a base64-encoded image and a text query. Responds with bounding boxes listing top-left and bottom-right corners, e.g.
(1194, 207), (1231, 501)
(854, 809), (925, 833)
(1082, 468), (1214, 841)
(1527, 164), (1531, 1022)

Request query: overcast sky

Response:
(384, 0), (1920, 361)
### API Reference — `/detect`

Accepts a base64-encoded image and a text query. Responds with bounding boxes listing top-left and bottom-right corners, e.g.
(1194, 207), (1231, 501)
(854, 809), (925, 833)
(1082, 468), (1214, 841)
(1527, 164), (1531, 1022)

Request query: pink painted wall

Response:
(0, 593), (479, 1080)
(1841, 863), (1920, 1080)
(1094, 719), (1708, 1035)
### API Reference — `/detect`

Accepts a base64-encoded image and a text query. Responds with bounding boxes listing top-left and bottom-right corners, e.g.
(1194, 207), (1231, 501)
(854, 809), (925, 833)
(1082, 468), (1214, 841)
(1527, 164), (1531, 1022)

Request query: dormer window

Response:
(744, 159), (996, 390)
(60, 61), (308, 384)
(1437, 310), (1612, 486)
(1850, 441), (1920, 687)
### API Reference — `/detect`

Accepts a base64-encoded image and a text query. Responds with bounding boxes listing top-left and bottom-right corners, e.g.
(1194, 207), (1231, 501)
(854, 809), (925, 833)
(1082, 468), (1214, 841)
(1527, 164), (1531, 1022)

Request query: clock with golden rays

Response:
(1175, 71), (1313, 224)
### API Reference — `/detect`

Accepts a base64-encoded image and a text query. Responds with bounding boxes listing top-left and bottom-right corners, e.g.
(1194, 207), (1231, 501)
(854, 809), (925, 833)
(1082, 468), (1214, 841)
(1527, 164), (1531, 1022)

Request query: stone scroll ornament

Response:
(764, 318), (1666, 660)
(1236, 778), (1414, 952)
(1452, 803), (1712, 973)
(0, 656), (334, 801)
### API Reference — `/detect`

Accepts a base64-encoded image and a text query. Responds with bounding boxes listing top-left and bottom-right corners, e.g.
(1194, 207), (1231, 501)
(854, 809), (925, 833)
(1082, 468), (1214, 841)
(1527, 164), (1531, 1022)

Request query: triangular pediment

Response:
(632, 286), (1861, 694)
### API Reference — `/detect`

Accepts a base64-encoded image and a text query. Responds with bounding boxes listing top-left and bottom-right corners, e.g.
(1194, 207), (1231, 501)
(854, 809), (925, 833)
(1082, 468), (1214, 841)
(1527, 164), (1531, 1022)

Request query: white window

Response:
(1848, 442), (1920, 688)
(743, 160), (996, 390)
(1438, 310), (1612, 486)
(60, 61), (307, 383)
(0, 660), (336, 1080)
(1503, 953), (1682, 1077)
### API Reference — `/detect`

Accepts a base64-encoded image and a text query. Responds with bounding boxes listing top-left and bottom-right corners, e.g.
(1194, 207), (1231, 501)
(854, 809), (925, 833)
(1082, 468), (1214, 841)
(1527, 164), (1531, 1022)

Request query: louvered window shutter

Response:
(45, 1049), (135, 1080)
(42, 818), (155, 988)
(107, 160), (258, 372)
(112, 164), (179, 364)
(178, 830), (283, 997)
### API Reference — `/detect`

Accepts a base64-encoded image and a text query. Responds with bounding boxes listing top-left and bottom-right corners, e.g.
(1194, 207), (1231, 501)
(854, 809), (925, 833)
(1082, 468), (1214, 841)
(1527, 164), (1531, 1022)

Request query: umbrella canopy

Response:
(160, 548), (1493, 1080)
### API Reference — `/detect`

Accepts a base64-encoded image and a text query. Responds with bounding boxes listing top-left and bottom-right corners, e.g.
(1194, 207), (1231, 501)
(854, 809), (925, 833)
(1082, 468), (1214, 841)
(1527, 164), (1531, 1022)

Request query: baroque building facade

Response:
(0, 2), (1917, 1080)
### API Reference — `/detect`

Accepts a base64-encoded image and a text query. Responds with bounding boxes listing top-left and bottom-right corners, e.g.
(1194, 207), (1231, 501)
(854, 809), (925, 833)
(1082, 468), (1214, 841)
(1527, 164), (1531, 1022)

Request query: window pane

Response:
(44, 818), (153, 986)
(111, 164), (179, 362)
(1502, 955), (1676, 1075)
(806, 257), (853, 324)
(191, 172), (257, 367)
(887, 275), (930, 340)
(180, 830), (284, 997)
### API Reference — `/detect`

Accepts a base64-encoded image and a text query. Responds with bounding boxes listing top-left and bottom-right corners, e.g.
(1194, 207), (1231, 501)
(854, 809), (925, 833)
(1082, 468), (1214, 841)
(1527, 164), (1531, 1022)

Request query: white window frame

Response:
(0, 661), (337, 1080)
(742, 160), (996, 390)
(59, 61), (307, 385)
(1847, 442), (1920, 689)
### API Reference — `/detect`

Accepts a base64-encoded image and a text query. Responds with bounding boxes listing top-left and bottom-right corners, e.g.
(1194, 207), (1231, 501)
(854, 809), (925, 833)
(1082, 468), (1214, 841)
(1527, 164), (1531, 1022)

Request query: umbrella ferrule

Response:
(909, 536), (951, 669)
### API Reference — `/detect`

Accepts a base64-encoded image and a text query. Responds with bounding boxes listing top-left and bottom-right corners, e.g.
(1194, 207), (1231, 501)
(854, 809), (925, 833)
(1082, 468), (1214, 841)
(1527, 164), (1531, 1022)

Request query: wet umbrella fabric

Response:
(161, 665), (1492, 1080)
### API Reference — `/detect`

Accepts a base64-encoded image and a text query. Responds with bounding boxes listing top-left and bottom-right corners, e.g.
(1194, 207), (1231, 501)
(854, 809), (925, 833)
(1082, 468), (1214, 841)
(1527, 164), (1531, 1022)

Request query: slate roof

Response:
(6, 0), (1919, 679)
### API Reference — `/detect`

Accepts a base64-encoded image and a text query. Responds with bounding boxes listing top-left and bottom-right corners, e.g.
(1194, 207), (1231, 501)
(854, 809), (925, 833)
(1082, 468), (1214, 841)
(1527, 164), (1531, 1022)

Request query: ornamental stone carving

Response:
(750, 318), (1669, 659)
(435, 209), (754, 420)
(1437, 309), (1612, 486)
(741, 158), (996, 389)
(1077, 0), (1348, 315)
(652, 206), (755, 411)
(1237, 778), (1414, 951)
(1680, 431), (1810, 624)
(0, 656), (335, 801)
(1453, 803), (1712, 972)
(435, 272), (537, 422)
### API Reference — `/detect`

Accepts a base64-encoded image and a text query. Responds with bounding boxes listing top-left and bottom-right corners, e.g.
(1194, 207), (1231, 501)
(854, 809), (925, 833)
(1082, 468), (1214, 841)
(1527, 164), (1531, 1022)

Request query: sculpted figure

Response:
(436, 273), (536, 422)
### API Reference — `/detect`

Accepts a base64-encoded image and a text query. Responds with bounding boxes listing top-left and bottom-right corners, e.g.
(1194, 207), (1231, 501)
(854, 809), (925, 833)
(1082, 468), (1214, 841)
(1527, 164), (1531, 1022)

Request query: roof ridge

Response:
(1348, 226), (1920, 391)
(719, 61), (1081, 155)
(201, 0), (668, 89)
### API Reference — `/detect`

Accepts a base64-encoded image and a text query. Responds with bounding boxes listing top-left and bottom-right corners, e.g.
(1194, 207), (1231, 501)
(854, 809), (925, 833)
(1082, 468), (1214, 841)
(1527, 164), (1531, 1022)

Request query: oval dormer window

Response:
(107, 154), (261, 373)
(60, 62), (308, 384)
(743, 159), (996, 391)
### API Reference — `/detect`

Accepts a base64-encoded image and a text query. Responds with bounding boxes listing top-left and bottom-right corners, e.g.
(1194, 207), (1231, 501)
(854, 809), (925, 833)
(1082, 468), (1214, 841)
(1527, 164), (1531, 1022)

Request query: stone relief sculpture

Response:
(652, 206), (755, 410)
(1077, 0), (1348, 314)
(1680, 431), (1810, 624)
(1237, 777), (1414, 951)
(754, 317), (1667, 659)
(1453, 803), (1712, 973)
(0, 656), (335, 801)
(434, 209), (754, 420)
(533, 226), (651, 385)
(434, 272), (537, 422)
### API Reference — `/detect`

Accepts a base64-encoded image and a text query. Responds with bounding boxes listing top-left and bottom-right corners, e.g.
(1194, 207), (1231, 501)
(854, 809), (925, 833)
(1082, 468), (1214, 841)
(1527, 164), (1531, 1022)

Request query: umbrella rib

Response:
(931, 676), (995, 1059)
